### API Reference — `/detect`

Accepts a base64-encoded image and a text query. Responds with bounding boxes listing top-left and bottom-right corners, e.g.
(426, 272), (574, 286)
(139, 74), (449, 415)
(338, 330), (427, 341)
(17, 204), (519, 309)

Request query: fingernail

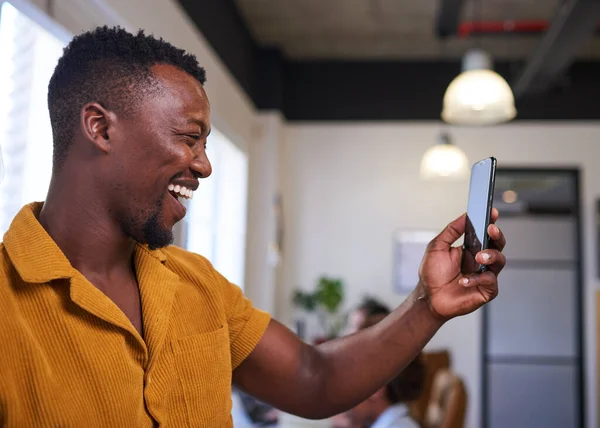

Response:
(481, 252), (490, 262)
(460, 278), (469, 286)
(491, 225), (499, 234)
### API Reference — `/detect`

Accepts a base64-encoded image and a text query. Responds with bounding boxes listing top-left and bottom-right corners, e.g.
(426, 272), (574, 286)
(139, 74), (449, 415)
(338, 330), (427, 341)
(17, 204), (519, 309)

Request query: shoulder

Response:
(0, 243), (24, 339)
(0, 243), (15, 304)
(161, 245), (216, 277)
(159, 245), (240, 308)
(159, 245), (232, 293)
(0, 242), (7, 272)
(399, 413), (420, 428)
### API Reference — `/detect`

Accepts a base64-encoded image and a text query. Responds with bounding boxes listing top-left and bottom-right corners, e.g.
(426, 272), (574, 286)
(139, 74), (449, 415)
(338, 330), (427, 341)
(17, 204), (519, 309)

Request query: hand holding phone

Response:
(416, 158), (505, 320)
(461, 157), (497, 275)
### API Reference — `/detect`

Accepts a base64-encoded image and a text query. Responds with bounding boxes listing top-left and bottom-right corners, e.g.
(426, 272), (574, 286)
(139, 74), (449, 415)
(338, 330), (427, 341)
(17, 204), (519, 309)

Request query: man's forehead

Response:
(149, 64), (210, 124)
(151, 64), (208, 103)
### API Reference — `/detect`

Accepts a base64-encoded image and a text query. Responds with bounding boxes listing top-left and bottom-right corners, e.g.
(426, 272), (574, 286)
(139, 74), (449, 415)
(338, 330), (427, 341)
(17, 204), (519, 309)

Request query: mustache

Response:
(170, 172), (186, 182)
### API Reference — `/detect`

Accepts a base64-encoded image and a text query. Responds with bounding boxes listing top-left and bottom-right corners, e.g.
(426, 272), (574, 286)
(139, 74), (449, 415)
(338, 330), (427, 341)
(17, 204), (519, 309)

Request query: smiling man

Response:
(0, 27), (506, 427)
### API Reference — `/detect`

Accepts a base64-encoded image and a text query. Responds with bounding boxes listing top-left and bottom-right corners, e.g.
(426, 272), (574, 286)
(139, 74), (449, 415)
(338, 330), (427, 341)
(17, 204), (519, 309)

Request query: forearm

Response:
(233, 284), (445, 419)
(235, 212), (505, 419)
(303, 285), (444, 418)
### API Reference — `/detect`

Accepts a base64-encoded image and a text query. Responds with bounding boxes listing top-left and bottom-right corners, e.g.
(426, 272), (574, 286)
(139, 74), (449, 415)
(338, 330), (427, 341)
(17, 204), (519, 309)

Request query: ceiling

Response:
(235, 0), (600, 59)
(178, 0), (600, 120)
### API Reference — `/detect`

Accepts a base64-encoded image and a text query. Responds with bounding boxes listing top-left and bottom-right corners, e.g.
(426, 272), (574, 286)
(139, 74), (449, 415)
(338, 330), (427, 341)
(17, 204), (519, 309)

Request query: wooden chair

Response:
(409, 350), (451, 425)
(423, 369), (467, 428)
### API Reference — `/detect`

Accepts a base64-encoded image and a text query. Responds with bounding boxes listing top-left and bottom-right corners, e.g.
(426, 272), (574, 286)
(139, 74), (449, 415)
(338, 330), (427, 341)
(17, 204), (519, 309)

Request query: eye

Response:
(183, 134), (201, 146)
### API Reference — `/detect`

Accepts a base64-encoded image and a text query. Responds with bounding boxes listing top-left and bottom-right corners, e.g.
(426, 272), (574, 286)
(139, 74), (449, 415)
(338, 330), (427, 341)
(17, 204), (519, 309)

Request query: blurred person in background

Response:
(348, 314), (425, 428)
(344, 296), (391, 336)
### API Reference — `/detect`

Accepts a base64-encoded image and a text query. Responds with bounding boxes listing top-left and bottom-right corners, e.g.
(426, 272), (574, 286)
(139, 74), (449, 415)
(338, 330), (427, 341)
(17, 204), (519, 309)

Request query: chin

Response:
(144, 232), (174, 250)
(141, 213), (175, 250)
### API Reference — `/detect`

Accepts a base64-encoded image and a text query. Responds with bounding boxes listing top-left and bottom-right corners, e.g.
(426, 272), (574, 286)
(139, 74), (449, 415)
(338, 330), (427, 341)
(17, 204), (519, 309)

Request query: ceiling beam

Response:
(435, 0), (465, 38)
(176, 0), (259, 100)
(512, 0), (600, 100)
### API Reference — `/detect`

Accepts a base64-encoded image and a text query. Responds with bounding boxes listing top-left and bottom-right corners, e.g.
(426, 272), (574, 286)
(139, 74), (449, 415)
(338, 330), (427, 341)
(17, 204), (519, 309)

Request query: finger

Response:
(487, 223), (506, 252)
(459, 274), (477, 287)
(429, 213), (466, 251)
(459, 271), (498, 296)
(476, 250), (506, 275)
(490, 208), (499, 224)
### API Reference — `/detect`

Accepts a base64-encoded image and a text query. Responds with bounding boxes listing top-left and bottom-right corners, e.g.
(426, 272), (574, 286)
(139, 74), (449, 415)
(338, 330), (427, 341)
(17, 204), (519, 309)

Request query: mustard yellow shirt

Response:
(0, 203), (271, 427)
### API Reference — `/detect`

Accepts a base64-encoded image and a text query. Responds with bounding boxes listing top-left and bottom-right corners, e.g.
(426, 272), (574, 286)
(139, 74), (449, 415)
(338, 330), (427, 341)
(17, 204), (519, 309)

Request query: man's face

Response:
(347, 309), (367, 335)
(106, 64), (212, 249)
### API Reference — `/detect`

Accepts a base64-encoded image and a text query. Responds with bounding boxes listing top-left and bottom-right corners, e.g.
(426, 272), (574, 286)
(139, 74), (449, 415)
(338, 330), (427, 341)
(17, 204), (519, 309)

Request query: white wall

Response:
(245, 111), (284, 313)
(278, 122), (600, 428)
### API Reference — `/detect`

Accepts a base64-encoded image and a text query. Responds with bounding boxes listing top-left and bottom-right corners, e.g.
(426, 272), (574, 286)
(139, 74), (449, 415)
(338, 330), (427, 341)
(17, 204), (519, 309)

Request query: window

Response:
(184, 128), (249, 289)
(0, 1), (68, 236)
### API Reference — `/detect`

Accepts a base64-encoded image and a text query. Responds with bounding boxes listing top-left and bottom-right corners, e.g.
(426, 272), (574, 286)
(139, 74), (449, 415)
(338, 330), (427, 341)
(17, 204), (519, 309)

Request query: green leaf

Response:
(315, 277), (344, 313)
(292, 290), (317, 311)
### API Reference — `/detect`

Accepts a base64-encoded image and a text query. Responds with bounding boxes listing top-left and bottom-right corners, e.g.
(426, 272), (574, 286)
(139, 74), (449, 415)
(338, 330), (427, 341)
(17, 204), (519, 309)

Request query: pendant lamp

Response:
(442, 49), (516, 125)
(420, 133), (469, 180)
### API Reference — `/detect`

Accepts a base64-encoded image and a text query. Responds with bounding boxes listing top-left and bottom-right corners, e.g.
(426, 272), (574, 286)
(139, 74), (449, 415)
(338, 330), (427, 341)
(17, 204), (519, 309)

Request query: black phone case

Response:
(476, 157), (497, 273)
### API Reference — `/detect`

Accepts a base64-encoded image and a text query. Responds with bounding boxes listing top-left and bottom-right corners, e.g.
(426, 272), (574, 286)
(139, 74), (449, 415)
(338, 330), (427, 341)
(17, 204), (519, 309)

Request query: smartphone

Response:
(461, 157), (497, 275)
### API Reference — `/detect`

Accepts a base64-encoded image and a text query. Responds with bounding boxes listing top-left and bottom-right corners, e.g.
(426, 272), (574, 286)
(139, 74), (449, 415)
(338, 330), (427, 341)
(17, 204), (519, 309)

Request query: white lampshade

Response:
(420, 133), (469, 180)
(442, 49), (516, 125)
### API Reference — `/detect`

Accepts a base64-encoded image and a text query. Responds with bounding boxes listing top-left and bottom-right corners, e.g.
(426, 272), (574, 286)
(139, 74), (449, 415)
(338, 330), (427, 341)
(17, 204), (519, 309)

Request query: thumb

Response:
(428, 213), (466, 251)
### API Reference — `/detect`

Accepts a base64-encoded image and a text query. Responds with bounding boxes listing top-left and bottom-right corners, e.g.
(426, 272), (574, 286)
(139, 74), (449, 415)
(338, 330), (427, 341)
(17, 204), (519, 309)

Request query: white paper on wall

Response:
(393, 229), (438, 294)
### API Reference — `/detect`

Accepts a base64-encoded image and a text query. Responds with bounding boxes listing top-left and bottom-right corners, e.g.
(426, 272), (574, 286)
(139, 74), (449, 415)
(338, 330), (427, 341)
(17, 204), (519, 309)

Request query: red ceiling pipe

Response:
(457, 20), (550, 38)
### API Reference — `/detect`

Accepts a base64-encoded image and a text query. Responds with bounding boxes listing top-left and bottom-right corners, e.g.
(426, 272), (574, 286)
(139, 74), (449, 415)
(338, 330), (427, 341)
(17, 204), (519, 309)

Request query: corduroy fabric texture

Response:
(0, 202), (271, 427)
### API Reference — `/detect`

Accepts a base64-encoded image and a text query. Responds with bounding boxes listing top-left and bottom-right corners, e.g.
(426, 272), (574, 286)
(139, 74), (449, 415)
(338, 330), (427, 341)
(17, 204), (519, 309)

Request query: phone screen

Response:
(462, 157), (496, 274)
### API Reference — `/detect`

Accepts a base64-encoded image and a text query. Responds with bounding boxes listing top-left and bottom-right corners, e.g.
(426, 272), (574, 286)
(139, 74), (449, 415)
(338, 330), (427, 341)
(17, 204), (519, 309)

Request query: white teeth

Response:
(168, 183), (194, 200)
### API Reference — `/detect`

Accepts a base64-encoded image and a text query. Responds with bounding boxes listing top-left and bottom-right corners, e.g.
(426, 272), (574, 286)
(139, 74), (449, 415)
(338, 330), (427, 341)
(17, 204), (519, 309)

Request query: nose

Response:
(191, 147), (212, 178)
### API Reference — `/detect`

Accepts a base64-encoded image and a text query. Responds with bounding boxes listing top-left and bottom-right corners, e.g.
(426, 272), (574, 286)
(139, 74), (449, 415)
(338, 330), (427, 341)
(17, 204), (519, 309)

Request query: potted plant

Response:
(292, 276), (346, 343)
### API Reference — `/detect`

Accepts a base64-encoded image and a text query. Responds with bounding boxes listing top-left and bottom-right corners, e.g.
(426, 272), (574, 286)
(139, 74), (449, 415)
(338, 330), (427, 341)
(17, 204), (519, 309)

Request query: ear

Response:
(80, 102), (114, 154)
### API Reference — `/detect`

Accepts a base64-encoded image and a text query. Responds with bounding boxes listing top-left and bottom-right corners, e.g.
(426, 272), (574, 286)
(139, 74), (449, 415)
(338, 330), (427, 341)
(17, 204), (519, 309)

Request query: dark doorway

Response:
(482, 168), (584, 428)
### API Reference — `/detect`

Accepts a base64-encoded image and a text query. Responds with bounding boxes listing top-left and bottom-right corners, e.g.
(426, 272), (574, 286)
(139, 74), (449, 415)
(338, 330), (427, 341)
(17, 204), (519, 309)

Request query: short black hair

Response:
(357, 296), (391, 317)
(48, 25), (206, 169)
(385, 356), (425, 403)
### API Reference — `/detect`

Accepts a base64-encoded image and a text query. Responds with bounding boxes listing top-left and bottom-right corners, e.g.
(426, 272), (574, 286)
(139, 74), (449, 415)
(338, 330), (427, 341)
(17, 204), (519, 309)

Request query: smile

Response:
(168, 184), (194, 200)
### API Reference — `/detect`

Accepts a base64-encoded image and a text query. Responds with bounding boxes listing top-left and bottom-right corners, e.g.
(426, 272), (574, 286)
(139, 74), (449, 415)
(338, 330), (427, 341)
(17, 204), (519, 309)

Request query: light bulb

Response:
(420, 137), (469, 180)
(502, 190), (518, 203)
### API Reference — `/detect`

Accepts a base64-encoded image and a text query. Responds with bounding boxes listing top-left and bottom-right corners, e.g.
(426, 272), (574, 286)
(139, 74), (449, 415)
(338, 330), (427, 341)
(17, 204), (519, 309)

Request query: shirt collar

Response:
(371, 404), (410, 428)
(3, 202), (167, 283)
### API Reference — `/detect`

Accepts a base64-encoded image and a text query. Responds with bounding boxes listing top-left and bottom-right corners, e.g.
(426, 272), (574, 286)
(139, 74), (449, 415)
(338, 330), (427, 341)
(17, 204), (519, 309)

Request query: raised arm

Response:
(233, 209), (506, 419)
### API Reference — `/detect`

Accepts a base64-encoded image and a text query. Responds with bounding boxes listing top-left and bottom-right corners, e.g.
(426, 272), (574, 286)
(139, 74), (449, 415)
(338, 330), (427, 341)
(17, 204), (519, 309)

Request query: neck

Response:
(39, 174), (136, 277)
